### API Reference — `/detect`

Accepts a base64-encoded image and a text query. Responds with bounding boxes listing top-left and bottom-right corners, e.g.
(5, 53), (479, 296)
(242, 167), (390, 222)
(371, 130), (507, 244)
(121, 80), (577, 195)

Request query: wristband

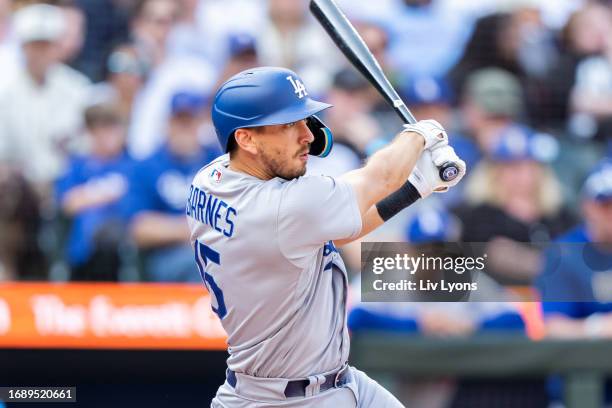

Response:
(376, 180), (421, 222)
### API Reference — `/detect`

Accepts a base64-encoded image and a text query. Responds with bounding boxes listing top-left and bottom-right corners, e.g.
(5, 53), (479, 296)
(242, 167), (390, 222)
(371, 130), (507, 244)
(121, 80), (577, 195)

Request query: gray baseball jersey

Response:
(186, 154), (362, 379)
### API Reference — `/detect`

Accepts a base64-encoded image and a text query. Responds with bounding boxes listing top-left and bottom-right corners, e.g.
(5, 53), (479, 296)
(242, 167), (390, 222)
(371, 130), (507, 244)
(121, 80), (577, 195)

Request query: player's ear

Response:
(233, 128), (259, 155)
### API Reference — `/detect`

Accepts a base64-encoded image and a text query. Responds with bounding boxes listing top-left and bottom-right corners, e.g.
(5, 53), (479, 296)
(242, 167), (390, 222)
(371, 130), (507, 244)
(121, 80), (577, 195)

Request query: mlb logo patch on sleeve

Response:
(210, 168), (223, 183)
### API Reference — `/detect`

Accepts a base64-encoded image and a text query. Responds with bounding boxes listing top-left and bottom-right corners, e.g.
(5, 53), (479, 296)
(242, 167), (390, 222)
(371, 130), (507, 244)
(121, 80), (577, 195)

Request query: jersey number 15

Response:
(194, 240), (227, 319)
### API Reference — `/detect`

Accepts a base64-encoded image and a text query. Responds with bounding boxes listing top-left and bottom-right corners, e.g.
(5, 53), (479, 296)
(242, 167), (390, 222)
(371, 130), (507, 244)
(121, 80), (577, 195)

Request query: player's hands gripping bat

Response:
(409, 147), (466, 198)
(309, 0), (461, 182)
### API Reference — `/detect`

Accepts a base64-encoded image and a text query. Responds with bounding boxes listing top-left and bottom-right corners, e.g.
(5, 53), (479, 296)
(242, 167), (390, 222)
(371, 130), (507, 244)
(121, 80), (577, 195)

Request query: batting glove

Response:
(408, 147), (467, 198)
(402, 119), (448, 150)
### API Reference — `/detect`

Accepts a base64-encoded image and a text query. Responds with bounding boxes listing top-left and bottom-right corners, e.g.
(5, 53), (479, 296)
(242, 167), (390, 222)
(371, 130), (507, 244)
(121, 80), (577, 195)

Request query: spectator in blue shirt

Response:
(126, 91), (221, 282)
(536, 159), (612, 408)
(538, 159), (612, 332)
(56, 103), (133, 281)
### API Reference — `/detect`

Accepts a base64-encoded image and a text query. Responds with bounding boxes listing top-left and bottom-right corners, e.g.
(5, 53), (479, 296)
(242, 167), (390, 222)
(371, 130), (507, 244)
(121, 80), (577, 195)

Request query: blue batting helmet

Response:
(212, 67), (334, 157)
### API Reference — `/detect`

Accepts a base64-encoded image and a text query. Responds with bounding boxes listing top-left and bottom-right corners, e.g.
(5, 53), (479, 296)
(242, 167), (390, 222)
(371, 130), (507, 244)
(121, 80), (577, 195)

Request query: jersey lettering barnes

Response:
(186, 185), (237, 238)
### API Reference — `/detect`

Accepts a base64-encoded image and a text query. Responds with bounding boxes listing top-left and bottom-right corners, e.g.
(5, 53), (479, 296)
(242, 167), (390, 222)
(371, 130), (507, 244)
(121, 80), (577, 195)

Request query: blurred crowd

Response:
(0, 0), (610, 308)
(2, 0), (612, 405)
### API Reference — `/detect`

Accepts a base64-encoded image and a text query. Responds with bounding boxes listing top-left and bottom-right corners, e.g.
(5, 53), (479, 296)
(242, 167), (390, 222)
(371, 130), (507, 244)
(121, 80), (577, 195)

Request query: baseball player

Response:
(186, 67), (466, 407)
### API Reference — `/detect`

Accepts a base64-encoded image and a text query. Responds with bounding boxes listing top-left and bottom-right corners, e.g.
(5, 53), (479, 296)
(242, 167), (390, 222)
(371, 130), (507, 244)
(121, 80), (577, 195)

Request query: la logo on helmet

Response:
(286, 76), (308, 99)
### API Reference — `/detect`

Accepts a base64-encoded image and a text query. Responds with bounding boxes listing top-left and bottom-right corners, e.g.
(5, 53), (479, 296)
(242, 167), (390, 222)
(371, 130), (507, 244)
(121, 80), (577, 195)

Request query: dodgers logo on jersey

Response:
(210, 168), (222, 183)
(286, 76), (308, 99)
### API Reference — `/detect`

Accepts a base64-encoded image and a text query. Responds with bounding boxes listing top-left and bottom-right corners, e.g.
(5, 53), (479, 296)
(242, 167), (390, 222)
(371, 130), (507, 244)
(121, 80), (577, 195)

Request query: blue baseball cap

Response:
(405, 207), (460, 244)
(401, 76), (453, 106)
(229, 33), (257, 57)
(490, 124), (559, 163)
(583, 159), (612, 202)
(171, 91), (207, 116)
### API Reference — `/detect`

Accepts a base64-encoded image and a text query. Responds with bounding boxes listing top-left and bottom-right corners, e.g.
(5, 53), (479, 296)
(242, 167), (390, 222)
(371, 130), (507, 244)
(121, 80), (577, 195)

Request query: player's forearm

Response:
(130, 212), (190, 248)
(342, 131), (423, 215)
(336, 179), (421, 246)
(365, 131), (424, 197)
(359, 181), (420, 238)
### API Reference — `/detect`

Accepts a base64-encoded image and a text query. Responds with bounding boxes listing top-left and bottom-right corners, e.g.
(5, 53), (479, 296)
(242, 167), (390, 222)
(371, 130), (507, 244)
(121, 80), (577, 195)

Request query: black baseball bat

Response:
(309, 0), (459, 182)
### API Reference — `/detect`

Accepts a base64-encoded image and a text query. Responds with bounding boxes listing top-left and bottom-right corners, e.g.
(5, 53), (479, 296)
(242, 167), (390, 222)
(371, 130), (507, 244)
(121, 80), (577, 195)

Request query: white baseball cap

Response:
(13, 4), (65, 44)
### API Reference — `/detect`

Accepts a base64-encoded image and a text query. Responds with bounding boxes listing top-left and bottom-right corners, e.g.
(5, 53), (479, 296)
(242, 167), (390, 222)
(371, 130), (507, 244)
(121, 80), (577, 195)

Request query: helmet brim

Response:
(226, 98), (333, 155)
(238, 98), (332, 130)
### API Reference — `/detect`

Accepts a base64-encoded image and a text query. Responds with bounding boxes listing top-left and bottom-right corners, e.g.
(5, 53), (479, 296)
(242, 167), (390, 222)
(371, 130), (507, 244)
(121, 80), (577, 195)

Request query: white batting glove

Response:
(432, 145), (467, 188)
(408, 148), (467, 198)
(402, 119), (448, 150)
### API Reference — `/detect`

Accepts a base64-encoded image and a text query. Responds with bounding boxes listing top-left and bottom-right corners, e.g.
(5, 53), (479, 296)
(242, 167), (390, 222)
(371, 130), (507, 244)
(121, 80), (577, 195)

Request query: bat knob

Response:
(439, 162), (460, 182)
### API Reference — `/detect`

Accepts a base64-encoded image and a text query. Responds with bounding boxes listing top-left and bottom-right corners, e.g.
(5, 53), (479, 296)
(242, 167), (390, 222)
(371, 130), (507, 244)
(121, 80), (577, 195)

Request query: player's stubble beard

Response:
(258, 144), (309, 180)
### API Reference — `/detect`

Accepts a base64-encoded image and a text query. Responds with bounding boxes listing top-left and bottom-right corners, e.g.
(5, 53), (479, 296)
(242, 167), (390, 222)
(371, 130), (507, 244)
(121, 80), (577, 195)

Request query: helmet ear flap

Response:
(307, 116), (333, 158)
